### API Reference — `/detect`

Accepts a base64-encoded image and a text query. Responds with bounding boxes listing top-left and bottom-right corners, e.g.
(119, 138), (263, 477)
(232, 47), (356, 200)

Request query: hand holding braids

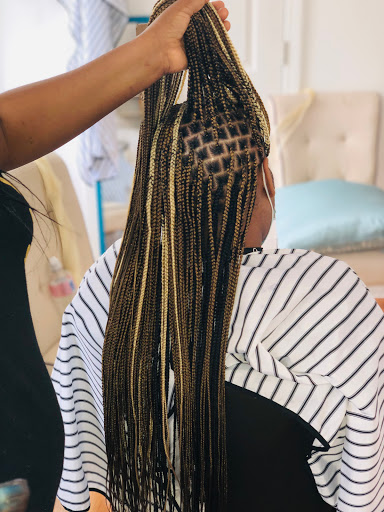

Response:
(102, 1), (270, 510)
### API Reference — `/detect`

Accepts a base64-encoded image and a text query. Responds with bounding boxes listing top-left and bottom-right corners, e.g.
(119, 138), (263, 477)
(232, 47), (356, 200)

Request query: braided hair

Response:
(102, 1), (270, 510)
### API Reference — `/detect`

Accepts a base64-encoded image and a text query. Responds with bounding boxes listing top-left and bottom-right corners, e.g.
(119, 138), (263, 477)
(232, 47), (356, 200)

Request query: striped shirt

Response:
(52, 240), (384, 511)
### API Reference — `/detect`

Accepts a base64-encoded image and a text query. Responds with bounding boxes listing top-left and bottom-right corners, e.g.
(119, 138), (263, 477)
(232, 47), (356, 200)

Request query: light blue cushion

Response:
(276, 179), (384, 253)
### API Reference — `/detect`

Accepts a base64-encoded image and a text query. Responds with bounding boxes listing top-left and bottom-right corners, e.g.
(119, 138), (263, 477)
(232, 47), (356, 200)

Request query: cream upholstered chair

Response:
(268, 91), (381, 188)
(10, 152), (94, 374)
(268, 91), (384, 288)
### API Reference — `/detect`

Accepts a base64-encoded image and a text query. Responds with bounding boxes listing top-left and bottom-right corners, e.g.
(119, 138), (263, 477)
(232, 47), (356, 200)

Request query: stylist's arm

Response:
(0, 0), (229, 172)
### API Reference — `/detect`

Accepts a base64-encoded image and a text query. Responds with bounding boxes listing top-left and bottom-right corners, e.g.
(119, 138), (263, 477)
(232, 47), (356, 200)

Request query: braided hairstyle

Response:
(102, 1), (270, 510)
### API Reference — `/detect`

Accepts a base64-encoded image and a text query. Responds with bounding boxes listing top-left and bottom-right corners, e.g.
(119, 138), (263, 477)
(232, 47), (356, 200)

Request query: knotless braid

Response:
(102, 1), (270, 510)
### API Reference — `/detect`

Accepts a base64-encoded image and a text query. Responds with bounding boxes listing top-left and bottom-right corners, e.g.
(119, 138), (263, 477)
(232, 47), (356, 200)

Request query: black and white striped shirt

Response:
(52, 240), (384, 511)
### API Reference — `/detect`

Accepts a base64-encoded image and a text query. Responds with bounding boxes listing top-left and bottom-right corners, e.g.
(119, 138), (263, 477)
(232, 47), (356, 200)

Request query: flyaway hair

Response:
(102, 1), (270, 510)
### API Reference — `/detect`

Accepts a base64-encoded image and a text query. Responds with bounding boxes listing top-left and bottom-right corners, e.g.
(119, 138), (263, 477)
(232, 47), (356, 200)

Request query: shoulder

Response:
(240, 248), (379, 318)
(299, 250), (370, 297)
(66, 239), (122, 327)
(242, 248), (355, 286)
(57, 239), (122, 354)
(284, 249), (375, 308)
(278, 251), (383, 340)
(78, 238), (122, 294)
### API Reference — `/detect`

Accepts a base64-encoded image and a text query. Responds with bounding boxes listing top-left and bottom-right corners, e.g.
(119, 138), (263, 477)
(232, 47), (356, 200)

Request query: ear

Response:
(262, 157), (275, 198)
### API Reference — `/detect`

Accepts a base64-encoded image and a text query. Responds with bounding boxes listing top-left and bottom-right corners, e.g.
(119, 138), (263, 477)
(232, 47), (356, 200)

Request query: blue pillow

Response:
(276, 179), (384, 253)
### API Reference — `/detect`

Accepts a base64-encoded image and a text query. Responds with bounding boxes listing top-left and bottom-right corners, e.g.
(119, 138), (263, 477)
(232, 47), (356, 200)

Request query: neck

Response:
(244, 229), (263, 248)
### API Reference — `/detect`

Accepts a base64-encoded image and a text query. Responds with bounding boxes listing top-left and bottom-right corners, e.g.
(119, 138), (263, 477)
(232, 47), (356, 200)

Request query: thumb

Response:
(172, 0), (209, 17)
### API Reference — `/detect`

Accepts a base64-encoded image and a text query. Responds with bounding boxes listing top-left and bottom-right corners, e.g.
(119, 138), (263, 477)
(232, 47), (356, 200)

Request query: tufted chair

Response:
(268, 91), (384, 288)
(268, 91), (381, 188)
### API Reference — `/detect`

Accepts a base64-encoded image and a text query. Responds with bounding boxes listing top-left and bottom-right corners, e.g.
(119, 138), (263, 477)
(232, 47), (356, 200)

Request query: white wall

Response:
(299, 0), (384, 187)
(0, 0), (100, 256)
(301, 0), (384, 92)
(0, 0), (73, 91)
(218, 0), (285, 101)
(127, 0), (153, 16)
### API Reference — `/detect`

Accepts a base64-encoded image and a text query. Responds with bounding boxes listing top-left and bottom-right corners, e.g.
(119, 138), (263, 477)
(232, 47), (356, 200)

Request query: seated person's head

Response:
(179, 108), (275, 252)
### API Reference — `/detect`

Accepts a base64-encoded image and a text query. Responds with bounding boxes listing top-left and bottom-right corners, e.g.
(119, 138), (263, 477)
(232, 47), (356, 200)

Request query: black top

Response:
(0, 176), (64, 512)
(226, 382), (336, 511)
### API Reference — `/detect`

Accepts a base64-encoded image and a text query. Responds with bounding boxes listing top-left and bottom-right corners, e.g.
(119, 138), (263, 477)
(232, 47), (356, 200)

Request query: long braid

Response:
(103, 2), (270, 510)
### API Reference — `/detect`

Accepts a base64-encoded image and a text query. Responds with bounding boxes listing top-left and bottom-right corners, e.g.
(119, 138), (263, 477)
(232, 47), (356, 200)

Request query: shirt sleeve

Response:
(51, 240), (121, 512)
(305, 269), (384, 512)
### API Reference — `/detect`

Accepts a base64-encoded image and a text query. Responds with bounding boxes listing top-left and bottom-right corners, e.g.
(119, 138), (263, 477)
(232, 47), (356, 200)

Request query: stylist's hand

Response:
(147, 0), (230, 75)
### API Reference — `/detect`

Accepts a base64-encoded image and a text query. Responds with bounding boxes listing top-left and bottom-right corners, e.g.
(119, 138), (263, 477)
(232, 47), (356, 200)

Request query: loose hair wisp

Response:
(103, 2), (270, 510)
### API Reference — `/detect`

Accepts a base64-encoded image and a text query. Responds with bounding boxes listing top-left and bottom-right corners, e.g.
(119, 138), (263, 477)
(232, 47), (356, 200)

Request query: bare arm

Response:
(0, 0), (229, 171)
(0, 33), (162, 171)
